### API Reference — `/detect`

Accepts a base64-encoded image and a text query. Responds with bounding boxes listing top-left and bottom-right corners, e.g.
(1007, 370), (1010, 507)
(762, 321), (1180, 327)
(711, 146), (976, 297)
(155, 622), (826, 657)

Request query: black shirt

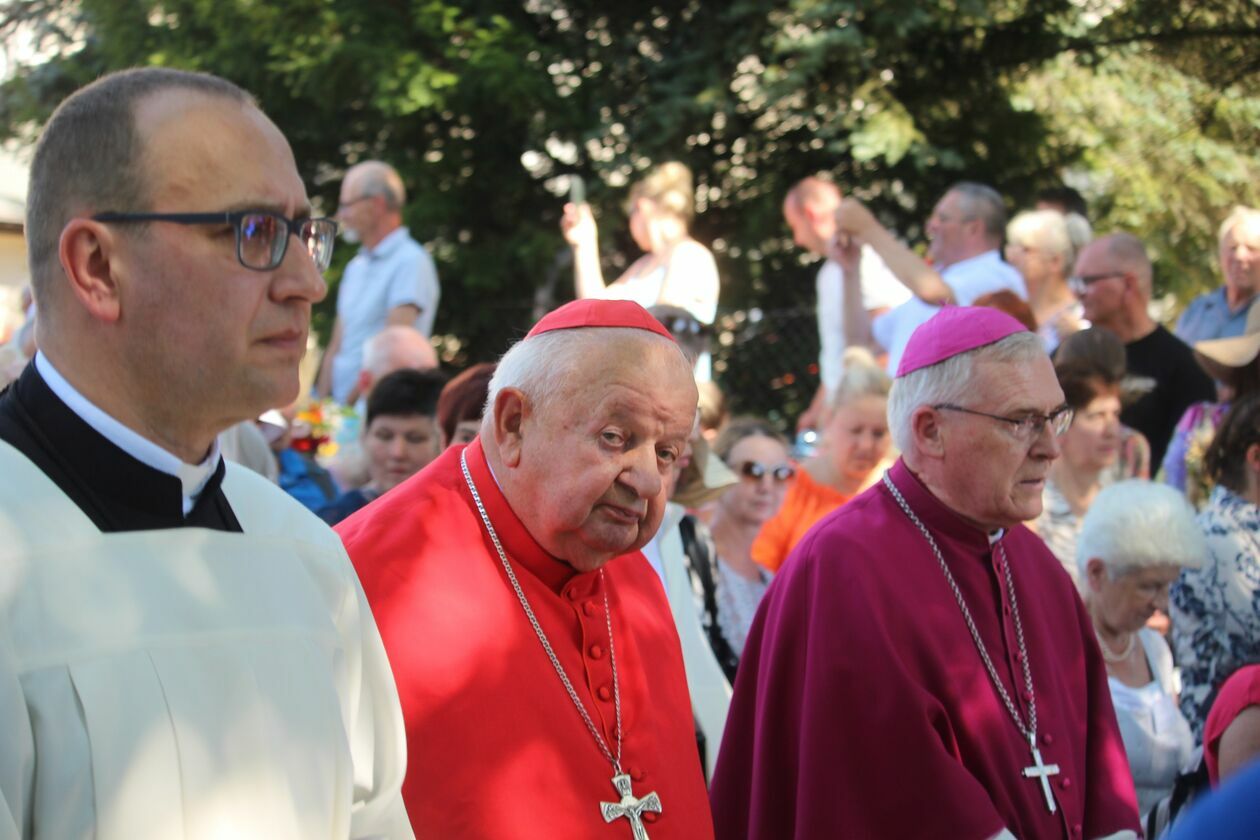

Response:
(1121, 325), (1218, 470)
(0, 362), (241, 532)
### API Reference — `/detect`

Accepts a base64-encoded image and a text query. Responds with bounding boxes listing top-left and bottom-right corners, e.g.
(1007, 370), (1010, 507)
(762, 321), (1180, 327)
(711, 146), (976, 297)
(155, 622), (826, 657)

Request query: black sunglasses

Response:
(92, 210), (338, 272)
(737, 461), (796, 482)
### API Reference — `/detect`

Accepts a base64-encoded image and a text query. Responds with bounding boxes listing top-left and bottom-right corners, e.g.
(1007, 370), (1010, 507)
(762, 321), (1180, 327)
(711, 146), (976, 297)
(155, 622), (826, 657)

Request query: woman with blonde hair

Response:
(561, 161), (720, 327)
(753, 347), (892, 572)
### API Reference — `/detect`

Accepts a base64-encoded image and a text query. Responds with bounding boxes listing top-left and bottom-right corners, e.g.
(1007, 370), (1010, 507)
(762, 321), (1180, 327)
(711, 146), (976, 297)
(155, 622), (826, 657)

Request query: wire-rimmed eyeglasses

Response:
(933, 403), (1074, 443)
(91, 210), (338, 272)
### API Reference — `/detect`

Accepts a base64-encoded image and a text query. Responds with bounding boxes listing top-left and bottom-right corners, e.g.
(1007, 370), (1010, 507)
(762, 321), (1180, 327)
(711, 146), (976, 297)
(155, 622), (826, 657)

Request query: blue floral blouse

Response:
(1171, 485), (1260, 741)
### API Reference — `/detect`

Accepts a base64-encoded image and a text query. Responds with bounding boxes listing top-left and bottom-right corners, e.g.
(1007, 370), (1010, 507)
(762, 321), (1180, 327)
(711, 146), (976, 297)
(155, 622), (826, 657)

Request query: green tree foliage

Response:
(2, 0), (1257, 369)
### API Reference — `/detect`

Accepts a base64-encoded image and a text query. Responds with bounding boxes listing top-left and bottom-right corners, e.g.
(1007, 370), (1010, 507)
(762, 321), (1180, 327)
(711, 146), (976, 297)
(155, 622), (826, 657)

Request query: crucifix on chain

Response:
(1021, 736), (1061, 814)
(600, 773), (662, 839)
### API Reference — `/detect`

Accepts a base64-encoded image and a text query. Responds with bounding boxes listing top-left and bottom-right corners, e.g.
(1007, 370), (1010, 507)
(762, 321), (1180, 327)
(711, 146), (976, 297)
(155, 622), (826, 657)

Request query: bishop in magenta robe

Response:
(710, 306), (1141, 840)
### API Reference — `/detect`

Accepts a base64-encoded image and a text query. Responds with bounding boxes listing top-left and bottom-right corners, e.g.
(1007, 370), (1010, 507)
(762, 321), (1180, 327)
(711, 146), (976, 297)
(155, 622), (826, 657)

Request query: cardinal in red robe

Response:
(337, 300), (714, 839)
(710, 307), (1141, 839)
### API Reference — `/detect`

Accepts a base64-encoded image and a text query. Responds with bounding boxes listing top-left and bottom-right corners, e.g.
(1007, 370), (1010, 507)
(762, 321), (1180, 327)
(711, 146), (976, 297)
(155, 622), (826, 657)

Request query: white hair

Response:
(888, 330), (1045, 455)
(361, 325), (436, 378)
(1076, 480), (1206, 580)
(485, 327), (686, 417)
(1007, 209), (1076, 270)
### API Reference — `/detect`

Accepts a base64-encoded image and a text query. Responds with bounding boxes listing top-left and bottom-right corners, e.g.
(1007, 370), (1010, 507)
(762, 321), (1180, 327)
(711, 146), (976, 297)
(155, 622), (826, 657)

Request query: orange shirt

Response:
(752, 468), (852, 573)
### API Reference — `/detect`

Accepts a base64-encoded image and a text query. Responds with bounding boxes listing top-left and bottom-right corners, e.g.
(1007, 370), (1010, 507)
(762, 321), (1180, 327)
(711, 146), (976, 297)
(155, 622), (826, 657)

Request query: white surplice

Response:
(0, 440), (411, 840)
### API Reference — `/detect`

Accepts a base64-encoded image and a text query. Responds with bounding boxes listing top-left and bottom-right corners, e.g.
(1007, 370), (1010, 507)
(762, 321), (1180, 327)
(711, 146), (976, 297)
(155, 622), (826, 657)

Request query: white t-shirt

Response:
(872, 249), (1027, 375)
(816, 249), (911, 398)
(331, 227), (440, 403)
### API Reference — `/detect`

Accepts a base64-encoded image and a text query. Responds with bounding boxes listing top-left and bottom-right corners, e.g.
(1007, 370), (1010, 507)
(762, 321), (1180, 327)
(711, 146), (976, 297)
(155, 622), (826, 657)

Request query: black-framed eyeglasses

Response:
(91, 210), (338, 272)
(737, 461), (796, 483)
(933, 403), (1074, 443)
(1068, 271), (1125, 294)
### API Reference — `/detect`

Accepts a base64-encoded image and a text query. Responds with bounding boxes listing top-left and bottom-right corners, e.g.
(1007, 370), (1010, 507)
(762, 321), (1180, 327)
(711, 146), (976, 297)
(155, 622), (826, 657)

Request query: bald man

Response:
(1071, 233), (1215, 467)
(316, 161), (440, 403)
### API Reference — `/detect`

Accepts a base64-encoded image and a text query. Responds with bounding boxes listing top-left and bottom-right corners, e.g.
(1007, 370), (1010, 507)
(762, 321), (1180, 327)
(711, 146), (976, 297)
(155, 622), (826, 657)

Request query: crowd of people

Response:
(1, 66), (1259, 839)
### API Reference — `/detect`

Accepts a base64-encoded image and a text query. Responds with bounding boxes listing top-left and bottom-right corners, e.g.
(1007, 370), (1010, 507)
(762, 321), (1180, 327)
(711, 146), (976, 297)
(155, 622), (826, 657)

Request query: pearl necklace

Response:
(1094, 629), (1137, 664)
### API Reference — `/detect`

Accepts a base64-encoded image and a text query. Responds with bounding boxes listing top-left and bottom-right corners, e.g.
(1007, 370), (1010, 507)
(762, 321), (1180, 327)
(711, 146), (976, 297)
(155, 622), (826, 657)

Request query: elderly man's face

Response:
(926, 191), (974, 268)
(512, 336), (698, 571)
(118, 92), (326, 433)
(1221, 216), (1260, 297)
(937, 353), (1064, 530)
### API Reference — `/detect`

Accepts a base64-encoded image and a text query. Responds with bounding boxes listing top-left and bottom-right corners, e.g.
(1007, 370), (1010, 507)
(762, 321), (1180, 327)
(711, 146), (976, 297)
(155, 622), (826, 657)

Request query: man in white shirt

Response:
(835, 181), (1028, 373)
(0, 67), (410, 839)
(782, 176), (910, 430)
(316, 161), (440, 404)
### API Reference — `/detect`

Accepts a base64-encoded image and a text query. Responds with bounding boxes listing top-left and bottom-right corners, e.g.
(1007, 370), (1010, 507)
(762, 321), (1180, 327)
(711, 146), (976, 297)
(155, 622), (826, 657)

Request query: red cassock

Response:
(337, 438), (714, 839)
(709, 458), (1141, 840)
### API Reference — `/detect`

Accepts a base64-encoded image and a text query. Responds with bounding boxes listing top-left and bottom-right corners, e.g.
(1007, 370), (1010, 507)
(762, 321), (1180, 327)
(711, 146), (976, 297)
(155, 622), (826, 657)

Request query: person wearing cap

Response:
(1171, 394), (1260, 740)
(1161, 298), (1260, 509)
(1175, 206), (1260, 345)
(710, 306), (1140, 840)
(335, 299), (714, 838)
(0, 68), (410, 837)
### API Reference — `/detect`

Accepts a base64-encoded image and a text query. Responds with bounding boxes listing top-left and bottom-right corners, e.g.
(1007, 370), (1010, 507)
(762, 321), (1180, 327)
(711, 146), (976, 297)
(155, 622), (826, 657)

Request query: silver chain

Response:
(461, 451), (624, 774)
(882, 473), (1039, 744)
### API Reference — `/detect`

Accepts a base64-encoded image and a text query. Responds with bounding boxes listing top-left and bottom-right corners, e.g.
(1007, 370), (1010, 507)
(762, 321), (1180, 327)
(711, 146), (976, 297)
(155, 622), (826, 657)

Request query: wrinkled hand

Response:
(561, 201), (598, 249)
(834, 197), (878, 237)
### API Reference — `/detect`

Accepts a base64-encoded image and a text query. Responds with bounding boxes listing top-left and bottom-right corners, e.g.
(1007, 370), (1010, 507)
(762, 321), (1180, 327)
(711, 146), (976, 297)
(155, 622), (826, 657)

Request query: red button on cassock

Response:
(597, 685), (612, 701)
(589, 644), (604, 660)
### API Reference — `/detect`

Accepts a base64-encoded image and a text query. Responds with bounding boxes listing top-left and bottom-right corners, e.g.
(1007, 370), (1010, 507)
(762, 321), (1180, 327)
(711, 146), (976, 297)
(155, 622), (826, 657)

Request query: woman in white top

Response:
(1076, 480), (1207, 821)
(561, 161), (720, 326)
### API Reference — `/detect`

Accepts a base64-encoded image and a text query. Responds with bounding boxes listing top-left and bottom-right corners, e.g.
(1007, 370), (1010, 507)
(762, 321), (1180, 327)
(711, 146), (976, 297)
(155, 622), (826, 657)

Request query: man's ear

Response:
(491, 387), (529, 468)
(58, 219), (123, 323)
(912, 405), (946, 459)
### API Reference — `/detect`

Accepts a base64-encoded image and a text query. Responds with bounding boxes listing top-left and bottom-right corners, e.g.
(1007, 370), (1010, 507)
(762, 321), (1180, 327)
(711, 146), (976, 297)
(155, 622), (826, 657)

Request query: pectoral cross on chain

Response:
(1021, 736), (1061, 814)
(600, 773), (662, 840)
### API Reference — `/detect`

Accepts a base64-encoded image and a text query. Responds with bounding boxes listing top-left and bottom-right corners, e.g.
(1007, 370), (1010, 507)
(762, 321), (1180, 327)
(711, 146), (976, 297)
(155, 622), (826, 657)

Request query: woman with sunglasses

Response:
(753, 348), (892, 573)
(706, 418), (793, 662)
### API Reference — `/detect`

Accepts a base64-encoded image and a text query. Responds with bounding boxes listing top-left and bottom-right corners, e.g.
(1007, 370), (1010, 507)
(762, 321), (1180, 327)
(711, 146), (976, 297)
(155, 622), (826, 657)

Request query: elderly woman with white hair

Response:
(1005, 209), (1088, 353)
(1077, 479), (1207, 821)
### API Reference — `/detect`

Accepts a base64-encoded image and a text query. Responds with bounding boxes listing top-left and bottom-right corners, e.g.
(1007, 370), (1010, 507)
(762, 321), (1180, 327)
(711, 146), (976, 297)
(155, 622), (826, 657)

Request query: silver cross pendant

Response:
(600, 773), (662, 840)
(1021, 736), (1061, 814)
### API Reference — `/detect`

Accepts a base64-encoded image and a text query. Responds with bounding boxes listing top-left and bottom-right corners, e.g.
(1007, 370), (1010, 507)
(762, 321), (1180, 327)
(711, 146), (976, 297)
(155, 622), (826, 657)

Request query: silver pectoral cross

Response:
(1021, 737), (1061, 814)
(600, 773), (662, 840)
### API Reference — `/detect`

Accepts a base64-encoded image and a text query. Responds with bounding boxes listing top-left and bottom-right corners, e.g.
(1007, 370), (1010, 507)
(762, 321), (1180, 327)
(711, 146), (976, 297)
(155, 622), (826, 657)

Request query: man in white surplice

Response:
(0, 68), (411, 838)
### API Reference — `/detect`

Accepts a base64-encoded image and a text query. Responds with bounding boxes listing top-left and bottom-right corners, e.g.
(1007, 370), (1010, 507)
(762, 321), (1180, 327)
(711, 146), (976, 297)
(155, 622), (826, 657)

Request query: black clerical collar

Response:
(0, 362), (241, 532)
